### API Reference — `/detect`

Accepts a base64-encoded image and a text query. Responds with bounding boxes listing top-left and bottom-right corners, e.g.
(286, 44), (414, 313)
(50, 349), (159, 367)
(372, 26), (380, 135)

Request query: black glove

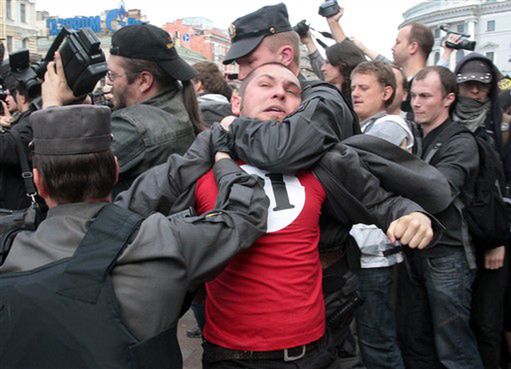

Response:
(210, 122), (234, 156)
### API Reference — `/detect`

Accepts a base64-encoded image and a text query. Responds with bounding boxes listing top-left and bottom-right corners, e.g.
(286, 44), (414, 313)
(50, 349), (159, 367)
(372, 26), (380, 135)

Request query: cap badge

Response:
(269, 26), (276, 34)
(229, 24), (236, 40)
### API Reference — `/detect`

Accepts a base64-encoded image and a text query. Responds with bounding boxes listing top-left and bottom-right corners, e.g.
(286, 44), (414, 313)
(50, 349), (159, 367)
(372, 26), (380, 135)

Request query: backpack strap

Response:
(423, 121), (469, 164)
(57, 204), (143, 303)
(8, 129), (37, 203)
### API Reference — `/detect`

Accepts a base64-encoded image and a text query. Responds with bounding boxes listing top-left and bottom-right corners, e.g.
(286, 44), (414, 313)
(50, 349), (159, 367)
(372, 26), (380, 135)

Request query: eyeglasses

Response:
(106, 70), (128, 82)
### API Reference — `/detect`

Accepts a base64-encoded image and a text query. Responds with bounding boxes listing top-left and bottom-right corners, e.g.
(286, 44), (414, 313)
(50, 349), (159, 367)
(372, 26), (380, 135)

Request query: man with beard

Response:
(42, 24), (202, 194)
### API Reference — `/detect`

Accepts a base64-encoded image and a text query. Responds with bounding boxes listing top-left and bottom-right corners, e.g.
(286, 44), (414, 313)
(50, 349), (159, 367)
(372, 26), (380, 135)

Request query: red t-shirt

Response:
(195, 163), (326, 351)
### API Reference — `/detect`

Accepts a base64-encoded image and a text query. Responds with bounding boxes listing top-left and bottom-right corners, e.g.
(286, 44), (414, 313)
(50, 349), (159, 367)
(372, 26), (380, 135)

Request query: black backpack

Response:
(425, 122), (509, 250)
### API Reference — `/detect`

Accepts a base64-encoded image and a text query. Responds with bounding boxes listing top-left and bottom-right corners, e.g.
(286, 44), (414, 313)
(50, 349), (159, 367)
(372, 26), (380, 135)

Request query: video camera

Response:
(27, 27), (107, 97)
(9, 49), (41, 100)
(293, 20), (310, 38)
(319, 0), (341, 18)
(440, 25), (476, 51)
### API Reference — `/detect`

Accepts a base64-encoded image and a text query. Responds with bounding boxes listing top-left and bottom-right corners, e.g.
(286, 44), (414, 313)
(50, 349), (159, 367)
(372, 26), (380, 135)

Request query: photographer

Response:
(43, 24), (202, 195)
(0, 57), (42, 211)
(298, 8), (365, 100)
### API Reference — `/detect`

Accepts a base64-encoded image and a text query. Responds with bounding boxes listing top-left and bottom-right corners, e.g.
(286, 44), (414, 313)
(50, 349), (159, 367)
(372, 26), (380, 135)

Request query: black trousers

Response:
(471, 256), (509, 369)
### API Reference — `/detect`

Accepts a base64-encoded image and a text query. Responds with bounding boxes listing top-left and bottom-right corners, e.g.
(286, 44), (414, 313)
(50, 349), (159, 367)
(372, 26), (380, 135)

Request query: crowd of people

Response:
(0, 2), (510, 369)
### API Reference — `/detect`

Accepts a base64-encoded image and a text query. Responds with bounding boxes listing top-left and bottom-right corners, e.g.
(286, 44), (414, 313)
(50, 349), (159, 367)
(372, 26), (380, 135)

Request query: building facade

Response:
(402, 0), (511, 75)
(162, 17), (230, 66)
(0, 0), (39, 56)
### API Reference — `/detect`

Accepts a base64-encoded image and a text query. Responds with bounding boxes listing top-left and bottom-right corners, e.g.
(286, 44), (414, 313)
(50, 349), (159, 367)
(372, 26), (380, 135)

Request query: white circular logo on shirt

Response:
(241, 164), (305, 233)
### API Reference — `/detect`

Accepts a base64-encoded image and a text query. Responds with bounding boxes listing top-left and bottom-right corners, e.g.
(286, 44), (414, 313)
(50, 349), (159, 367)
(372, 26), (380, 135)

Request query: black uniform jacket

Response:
(116, 131), (448, 248)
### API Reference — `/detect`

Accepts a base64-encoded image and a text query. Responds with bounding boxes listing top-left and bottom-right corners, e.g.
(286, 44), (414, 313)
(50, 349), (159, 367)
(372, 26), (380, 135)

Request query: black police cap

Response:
(31, 105), (112, 156)
(110, 24), (197, 81)
(223, 3), (292, 65)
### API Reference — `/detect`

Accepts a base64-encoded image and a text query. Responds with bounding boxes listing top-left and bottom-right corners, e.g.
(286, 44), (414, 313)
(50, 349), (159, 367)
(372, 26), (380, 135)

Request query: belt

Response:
(203, 337), (323, 363)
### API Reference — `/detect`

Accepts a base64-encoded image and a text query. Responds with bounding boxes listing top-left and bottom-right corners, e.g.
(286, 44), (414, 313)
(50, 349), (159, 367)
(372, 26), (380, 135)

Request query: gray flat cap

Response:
(31, 105), (112, 155)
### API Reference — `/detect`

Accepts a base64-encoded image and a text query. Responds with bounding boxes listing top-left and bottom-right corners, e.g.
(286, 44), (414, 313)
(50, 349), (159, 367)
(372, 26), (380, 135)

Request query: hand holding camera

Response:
(440, 25), (476, 51)
(42, 52), (77, 109)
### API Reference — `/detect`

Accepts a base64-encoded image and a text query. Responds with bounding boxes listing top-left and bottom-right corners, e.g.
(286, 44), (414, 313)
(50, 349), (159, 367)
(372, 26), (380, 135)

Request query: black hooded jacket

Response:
(455, 53), (511, 181)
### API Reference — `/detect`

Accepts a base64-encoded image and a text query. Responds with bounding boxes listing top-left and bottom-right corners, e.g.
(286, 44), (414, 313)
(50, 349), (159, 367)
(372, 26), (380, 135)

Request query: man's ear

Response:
(138, 71), (155, 94)
(443, 92), (456, 108)
(408, 41), (419, 56)
(33, 168), (48, 199)
(383, 86), (394, 103)
(231, 94), (242, 116)
(277, 45), (295, 67)
(113, 156), (120, 185)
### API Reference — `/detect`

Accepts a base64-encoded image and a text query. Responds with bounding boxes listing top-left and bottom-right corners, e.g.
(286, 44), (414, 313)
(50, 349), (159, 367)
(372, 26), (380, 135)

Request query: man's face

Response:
(351, 72), (389, 121)
(5, 91), (18, 113)
(236, 42), (280, 80)
(458, 81), (491, 102)
(232, 64), (301, 121)
(106, 55), (139, 110)
(387, 67), (407, 113)
(392, 26), (412, 66)
(411, 72), (453, 127)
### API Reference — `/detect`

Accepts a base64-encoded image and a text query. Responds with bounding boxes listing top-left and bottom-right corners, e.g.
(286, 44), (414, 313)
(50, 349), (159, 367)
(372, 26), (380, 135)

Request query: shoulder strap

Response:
(424, 122), (469, 164)
(57, 204), (143, 303)
(7, 129), (37, 201)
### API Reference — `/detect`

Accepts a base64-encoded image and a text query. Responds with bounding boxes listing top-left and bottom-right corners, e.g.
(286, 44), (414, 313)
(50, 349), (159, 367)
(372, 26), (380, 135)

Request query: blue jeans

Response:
(396, 249), (483, 369)
(355, 266), (405, 369)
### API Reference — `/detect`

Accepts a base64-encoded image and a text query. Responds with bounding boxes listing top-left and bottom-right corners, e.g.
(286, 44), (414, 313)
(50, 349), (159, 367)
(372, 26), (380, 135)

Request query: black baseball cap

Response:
(456, 59), (493, 84)
(110, 24), (197, 81)
(223, 3), (292, 65)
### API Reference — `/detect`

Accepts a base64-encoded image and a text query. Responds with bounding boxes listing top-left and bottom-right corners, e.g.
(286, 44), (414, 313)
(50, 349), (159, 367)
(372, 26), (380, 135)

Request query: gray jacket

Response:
(0, 159), (268, 341)
(111, 84), (195, 192)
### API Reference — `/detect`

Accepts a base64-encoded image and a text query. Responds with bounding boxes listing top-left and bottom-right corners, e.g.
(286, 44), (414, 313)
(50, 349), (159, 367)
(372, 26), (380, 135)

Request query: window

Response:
(434, 51), (440, 64)
(487, 20), (495, 32)
(6, 36), (13, 53)
(434, 28), (440, 39)
(6, 0), (12, 20)
(457, 24), (465, 33)
(22, 38), (29, 49)
(20, 3), (26, 23)
(486, 52), (495, 63)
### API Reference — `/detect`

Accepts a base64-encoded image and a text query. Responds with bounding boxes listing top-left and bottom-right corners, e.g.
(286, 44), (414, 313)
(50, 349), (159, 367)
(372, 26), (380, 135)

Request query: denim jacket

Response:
(111, 84), (195, 193)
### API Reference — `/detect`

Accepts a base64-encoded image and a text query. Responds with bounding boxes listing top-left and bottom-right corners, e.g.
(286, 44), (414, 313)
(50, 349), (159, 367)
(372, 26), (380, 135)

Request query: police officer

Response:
(217, 3), (359, 173)
(0, 105), (268, 369)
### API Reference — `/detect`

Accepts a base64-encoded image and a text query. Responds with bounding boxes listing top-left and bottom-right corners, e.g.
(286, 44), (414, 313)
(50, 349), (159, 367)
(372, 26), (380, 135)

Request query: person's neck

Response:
(45, 195), (112, 209)
(422, 112), (450, 136)
(359, 109), (386, 125)
(289, 63), (301, 77)
(402, 58), (426, 80)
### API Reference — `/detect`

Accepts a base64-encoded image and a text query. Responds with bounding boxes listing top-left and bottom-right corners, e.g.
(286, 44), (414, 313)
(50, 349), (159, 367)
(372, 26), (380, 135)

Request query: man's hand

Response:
(220, 115), (236, 131)
(41, 51), (76, 109)
(387, 212), (433, 249)
(326, 7), (344, 24)
(484, 246), (505, 270)
(215, 152), (231, 162)
(0, 101), (13, 127)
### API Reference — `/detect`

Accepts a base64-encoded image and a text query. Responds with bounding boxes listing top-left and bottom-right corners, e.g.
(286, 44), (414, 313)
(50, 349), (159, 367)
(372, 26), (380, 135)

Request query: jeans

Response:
(355, 266), (405, 369)
(396, 249), (483, 369)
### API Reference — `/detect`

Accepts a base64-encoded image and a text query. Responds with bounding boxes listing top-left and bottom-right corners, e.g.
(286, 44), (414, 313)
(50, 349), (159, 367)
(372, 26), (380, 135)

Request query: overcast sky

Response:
(35, 0), (424, 57)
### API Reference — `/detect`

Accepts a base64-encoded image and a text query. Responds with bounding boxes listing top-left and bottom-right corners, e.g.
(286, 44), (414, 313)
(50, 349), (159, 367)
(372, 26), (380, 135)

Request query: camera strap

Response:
(8, 129), (38, 204)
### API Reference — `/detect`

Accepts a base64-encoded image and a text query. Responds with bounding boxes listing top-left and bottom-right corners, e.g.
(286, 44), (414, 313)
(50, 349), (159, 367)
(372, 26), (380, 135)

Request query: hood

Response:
(455, 52), (502, 148)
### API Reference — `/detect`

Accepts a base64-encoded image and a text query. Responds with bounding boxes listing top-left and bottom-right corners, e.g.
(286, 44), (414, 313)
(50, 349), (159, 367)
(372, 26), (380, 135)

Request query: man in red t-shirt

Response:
(197, 63), (433, 369)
